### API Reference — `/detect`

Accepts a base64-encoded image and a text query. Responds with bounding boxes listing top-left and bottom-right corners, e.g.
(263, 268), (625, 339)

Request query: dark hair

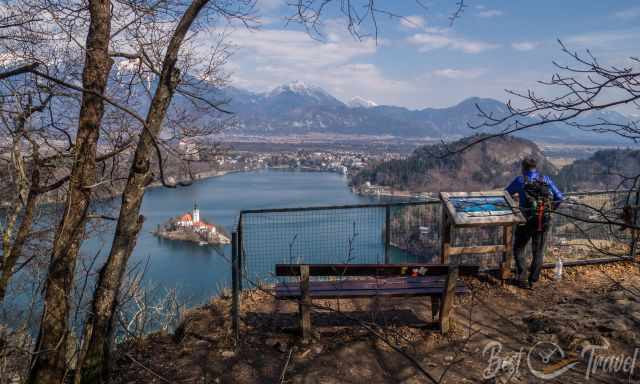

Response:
(521, 157), (537, 172)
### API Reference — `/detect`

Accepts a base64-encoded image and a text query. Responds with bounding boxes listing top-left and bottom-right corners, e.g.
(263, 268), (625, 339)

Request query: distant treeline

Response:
(555, 149), (640, 191)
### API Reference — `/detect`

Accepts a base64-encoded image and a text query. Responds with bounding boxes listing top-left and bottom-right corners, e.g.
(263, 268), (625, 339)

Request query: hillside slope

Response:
(556, 149), (640, 191)
(351, 135), (558, 192)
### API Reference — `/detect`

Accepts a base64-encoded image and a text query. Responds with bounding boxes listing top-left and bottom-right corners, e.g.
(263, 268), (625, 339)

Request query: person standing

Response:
(506, 158), (563, 289)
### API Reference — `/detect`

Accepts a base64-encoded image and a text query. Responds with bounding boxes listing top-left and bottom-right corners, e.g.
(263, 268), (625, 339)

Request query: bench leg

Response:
(299, 265), (312, 341)
(439, 266), (459, 334)
(430, 296), (440, 321)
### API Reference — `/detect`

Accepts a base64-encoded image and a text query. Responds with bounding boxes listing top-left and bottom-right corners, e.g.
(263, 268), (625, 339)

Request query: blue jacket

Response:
(505, 170), (564, 208)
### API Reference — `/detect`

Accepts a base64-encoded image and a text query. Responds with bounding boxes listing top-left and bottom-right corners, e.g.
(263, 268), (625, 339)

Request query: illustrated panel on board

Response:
(440, 190), (525, 227)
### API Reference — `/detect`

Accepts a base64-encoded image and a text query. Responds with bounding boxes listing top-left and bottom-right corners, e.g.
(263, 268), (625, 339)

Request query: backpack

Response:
(522, 176), (553, 231)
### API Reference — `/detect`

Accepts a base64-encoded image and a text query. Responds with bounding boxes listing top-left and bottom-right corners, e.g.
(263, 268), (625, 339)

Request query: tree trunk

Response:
(27, 1), (113, 383)
(0, 180), (39, 302)
(0, 96), (57, 304)
(75, 1), (209, 383)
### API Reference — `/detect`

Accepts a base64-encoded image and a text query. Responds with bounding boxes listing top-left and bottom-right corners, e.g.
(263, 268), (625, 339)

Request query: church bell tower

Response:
(193, 202), (200, 223)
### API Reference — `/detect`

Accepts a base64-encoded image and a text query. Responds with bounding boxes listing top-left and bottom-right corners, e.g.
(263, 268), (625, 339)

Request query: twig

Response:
(125, 353), (173, 384)
(279, 346), (295, 384)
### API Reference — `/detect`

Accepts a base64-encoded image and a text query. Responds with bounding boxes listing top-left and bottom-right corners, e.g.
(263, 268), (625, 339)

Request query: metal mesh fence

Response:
(548, 190), (636, 262)
(236, 190), (638, 288)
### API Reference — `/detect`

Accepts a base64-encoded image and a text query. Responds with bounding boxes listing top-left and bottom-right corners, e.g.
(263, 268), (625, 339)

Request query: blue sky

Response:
(222, 0), (640, 113)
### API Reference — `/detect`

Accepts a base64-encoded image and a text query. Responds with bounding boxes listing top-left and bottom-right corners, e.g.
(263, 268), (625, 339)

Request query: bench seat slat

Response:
(275, 286), (468, 299)
(276, 277), (462, 291)
(275, 277), (467, 299)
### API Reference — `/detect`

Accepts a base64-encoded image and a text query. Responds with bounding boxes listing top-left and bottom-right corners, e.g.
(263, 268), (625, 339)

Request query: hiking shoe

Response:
(517, 280), (530, 289)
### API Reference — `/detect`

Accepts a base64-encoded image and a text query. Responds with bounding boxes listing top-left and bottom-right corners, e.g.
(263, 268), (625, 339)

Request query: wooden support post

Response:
(439, 265), (459, 334)
(430, 296), (440, 321)
(299, 265), (311, 341)
(501, 225), (514, 280)
(231, 232), (240, 345)
(440, 209), (451, 264)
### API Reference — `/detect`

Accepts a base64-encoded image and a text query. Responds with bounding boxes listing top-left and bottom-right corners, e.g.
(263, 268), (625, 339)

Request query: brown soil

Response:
(113, 262), (640, 383)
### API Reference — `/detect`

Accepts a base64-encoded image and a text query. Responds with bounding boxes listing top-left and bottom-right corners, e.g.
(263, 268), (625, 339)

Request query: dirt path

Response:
(113, 262), (640, 383)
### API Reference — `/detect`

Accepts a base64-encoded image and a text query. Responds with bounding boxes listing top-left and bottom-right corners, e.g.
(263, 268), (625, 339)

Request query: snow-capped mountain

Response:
(266, 81), (339, 104)
(347, 96), (378, 108)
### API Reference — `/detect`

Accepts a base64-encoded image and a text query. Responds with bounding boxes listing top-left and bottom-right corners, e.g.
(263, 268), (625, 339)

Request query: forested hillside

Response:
(351, 135), (557, 192)
(555, 149), (640, 191)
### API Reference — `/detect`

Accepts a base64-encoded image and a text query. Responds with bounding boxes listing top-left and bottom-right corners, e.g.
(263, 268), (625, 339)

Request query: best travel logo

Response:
(482, 340), (639, 381)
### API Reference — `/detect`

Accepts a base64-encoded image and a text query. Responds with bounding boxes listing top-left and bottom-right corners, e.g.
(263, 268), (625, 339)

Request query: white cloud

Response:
(564, 30), (635, 47)
(477, 9), (504, 18)
(511, 41), (540, 51)
(221, 23), (410, 104)
(229, 27), (376, 69)
(399, 15), (425, 29)
(407, 32), (500, 54)
(613, 7), (640, 20)
(432, 68), (485, 79)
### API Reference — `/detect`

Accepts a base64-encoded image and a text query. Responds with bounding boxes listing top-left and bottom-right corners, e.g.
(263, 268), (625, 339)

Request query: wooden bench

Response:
(274, 263), (479, 339)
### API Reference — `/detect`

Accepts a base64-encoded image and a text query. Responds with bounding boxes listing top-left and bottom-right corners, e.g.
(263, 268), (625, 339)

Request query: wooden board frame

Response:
(440, 190), (525, 227)
(440, 190), (524, 280)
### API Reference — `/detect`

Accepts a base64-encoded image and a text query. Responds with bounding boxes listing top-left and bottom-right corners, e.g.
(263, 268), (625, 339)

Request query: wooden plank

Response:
(277, 276), (456, 290)
(275, 277), (466, 295)
(439, 266), (459, 334)
(501, 225), (514, 280)
(276, 286), (468, 299)
(299, 265), (311, 341)
(447, 244), (506, 256)
(441, 207), (451, 264)
(275, 263), (480, 277)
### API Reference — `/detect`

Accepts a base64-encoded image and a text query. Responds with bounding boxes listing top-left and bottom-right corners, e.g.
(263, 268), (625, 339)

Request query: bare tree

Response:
(74, 1), (250, 381)
(27, 0), (114, 382)
(287, 0), (465, 40)
(0, 86), (53, 302)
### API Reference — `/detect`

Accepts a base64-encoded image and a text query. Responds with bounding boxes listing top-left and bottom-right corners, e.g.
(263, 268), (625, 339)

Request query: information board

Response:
(440, 190), (525, 227)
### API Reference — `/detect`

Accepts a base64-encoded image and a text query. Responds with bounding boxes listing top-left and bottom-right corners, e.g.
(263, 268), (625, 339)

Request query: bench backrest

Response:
(275, 263), (479, 277)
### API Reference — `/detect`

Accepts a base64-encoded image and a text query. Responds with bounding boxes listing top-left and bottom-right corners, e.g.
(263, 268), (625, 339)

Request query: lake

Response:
(81, 169), (378, 306)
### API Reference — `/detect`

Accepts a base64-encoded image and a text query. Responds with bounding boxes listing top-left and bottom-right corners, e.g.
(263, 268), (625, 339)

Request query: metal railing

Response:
(232, 190), (639, 290)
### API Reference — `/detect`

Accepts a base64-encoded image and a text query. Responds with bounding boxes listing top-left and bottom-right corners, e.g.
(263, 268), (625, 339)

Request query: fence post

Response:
(231, 231), (240, 345)
(631, 189), (640, 262)
(237, 214), (243, 291)
(384, 205), (391, 263)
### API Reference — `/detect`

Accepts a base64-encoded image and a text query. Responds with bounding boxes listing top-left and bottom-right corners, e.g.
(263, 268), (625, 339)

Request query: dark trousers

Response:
(514, 221), (547, 284)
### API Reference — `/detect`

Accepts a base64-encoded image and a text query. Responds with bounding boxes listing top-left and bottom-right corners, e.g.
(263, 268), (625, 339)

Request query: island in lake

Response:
(154, 203), (231, 246)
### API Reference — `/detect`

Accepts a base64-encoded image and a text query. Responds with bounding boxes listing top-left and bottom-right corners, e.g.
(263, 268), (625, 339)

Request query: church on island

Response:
(154, 202), (231, 245)
(176, 203), (219, 237)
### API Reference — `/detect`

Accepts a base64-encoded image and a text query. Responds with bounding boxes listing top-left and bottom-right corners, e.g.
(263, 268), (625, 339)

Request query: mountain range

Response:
(210, 81), (635, 144)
